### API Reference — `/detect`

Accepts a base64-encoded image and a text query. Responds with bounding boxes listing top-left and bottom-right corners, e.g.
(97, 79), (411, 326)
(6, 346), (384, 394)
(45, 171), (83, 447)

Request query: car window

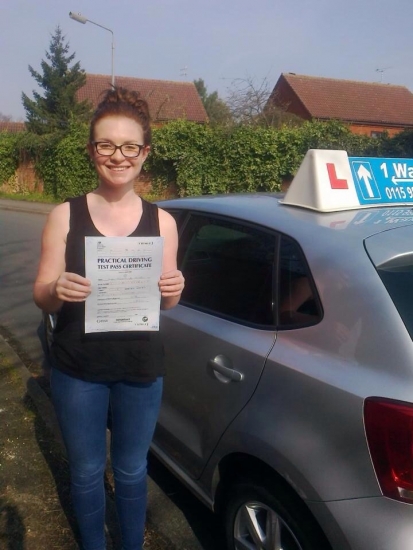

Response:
(277, 235), (322, 328)
(178, 215), (276, 327)
(176, 213), (322, 329)
(162, 208), (187, 231)
(376, 267), (413, 339)
(365, 227), (413, 341)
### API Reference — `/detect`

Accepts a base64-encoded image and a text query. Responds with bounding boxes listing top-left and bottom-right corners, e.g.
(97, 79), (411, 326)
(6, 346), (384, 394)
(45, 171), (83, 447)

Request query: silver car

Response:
(152, 150), (413, 550)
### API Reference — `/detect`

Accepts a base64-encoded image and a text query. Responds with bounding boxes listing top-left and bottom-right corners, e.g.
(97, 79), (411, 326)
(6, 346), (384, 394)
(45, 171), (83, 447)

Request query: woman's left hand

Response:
(159, 270), (185, 297)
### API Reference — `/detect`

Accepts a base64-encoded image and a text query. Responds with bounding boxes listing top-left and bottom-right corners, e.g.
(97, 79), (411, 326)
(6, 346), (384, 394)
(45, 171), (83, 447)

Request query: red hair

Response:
(89, 87), (151, 145)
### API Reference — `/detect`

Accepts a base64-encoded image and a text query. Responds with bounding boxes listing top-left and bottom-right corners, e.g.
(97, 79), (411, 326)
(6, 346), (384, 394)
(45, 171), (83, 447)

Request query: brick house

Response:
(77, 73), (208, 124)
(267, 73), (413, 137)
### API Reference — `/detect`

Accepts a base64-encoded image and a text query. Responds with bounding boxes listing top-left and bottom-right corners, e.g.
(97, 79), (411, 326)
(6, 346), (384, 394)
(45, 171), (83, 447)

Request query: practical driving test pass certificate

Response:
(84, 236), (164, 333)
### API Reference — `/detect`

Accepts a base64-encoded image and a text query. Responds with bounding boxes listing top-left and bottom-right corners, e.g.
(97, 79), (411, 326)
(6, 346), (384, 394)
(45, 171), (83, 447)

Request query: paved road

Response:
(0, 207), (47, 364)
(0, 199), (226, 550)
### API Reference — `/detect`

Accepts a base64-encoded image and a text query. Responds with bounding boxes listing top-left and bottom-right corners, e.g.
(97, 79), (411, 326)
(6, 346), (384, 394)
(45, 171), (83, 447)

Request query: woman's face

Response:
(88, 115), (150, 189)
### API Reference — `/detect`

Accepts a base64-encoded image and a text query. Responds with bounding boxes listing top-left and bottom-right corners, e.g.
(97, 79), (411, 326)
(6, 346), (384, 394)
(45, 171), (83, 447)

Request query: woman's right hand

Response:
(53, 273), (91, 302)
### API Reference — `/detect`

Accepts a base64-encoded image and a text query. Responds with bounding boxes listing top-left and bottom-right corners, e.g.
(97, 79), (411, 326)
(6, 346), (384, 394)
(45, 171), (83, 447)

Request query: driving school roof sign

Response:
(282, 149), (413, 212)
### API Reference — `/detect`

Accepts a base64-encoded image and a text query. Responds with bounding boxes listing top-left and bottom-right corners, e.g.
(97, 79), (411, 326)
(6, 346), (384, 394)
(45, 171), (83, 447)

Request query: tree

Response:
(0, 112), (13, 122)
(194, 78), (232, 126)
(226, 76), (302, 128)
(22, 26), (92, 134)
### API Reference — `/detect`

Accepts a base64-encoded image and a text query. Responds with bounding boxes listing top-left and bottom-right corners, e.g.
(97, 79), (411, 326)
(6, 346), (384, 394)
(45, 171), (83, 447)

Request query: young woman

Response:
(33, 87), (184, 550)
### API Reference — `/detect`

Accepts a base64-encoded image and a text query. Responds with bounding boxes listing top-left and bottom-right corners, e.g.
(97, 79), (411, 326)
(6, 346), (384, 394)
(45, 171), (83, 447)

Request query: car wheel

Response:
(224, 478), (330, 550)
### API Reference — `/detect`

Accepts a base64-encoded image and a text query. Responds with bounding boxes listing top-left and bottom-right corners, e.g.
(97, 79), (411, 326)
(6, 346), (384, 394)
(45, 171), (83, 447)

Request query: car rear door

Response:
(153, 212), (277, 479)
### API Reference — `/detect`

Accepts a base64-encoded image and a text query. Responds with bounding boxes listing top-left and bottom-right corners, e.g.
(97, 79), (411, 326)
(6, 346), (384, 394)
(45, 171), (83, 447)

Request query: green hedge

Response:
(49, 123), (97, 199)
(146, 119), (373, 195)
(10, 122), (97, 199)
(0, 132), (19, 184)
(2, 119), (413, 199)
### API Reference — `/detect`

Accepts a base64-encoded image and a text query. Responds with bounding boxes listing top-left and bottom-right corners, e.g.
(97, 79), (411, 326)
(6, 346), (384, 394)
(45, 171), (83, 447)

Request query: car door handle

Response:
(208, 355), (244, 382)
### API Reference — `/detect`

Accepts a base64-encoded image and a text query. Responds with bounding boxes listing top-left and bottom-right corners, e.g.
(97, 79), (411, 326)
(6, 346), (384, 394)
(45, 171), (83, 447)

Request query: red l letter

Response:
(327, 163), (348, 189)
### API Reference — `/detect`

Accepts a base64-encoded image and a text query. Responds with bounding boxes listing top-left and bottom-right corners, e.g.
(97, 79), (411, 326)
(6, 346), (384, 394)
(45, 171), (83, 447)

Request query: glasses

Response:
(92, 141), (145, 158)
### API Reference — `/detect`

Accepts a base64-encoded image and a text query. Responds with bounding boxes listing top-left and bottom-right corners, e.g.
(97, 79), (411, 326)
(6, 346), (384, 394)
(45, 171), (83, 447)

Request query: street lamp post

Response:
(69, 11), (115, 87)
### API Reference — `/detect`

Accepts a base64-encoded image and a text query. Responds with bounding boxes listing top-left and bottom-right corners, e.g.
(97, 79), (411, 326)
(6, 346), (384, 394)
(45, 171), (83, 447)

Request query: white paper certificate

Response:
(84, 236), (164, 333)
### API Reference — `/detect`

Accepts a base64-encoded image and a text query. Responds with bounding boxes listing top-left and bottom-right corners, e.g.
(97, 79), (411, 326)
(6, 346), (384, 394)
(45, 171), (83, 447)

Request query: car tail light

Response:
(364, 397), (413, 503)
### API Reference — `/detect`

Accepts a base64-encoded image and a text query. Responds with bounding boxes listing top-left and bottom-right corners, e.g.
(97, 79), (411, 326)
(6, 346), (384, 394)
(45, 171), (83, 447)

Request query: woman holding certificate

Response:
(33, 87), (185, 550)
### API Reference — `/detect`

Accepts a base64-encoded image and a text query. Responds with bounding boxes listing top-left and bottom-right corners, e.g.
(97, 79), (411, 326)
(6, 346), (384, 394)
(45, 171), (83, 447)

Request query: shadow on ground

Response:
(0, 501), (25, 550)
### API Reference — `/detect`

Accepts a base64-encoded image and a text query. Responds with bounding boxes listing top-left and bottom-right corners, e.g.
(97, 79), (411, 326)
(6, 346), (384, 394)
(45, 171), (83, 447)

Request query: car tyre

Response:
(224, 477), (330, 550)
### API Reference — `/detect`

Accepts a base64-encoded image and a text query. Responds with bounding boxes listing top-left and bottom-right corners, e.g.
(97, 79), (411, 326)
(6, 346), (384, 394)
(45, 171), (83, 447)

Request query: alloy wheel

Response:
(233, 500), (304, 550)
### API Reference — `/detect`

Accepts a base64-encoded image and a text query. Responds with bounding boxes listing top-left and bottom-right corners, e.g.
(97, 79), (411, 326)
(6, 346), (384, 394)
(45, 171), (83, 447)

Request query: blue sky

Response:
(2, 0), (413, 120)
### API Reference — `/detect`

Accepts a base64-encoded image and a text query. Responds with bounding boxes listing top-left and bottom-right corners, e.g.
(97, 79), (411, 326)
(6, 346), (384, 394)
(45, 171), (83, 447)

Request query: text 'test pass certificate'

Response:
(84, 236), (164, 333)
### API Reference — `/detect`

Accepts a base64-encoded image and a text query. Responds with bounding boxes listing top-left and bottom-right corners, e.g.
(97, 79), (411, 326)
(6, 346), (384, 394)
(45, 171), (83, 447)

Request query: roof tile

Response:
(0, 121), (26, 133)
(277, 73), (413, 126)
(77, 74), (208, 123)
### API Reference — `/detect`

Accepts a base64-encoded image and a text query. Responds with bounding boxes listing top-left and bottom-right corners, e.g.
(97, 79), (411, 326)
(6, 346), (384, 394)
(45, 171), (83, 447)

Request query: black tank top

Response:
(51, 195), (165, 382)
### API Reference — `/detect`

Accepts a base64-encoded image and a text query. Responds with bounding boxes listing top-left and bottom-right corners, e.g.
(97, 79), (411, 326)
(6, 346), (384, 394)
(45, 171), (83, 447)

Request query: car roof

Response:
(159, 192), (413, 241)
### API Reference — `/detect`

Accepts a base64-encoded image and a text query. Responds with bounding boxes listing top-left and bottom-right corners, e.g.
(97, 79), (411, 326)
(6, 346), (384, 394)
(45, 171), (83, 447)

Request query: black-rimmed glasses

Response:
(92, 141), (145, 158)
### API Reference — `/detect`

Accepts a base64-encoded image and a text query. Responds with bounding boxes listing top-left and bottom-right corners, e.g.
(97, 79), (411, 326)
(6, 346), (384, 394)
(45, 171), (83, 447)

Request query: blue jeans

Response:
(51, 368), (163, 550)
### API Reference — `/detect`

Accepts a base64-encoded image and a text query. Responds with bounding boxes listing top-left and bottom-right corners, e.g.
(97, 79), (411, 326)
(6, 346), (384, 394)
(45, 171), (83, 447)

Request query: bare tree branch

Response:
(0, 112), (13, 122)
(225, 75), (301, 128)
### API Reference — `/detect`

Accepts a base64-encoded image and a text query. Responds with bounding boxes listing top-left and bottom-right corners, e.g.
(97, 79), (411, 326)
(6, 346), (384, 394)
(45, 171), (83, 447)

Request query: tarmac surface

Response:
(0, 198), (224, 550)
